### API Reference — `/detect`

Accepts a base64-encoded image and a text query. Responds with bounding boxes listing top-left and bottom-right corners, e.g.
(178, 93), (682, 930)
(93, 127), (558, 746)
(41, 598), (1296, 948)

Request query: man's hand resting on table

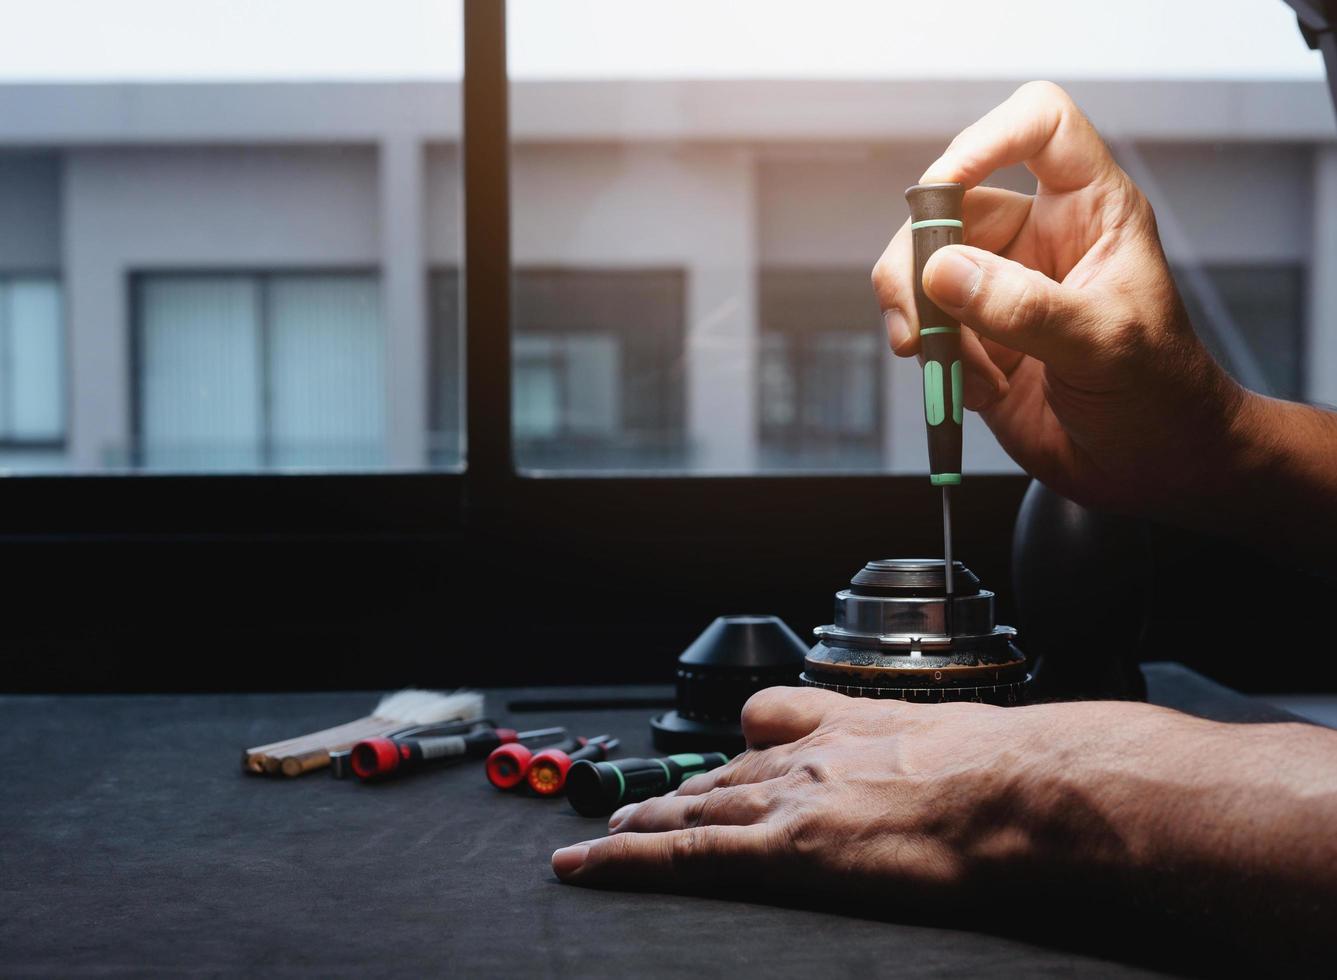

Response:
(553, 688), (1337, 960)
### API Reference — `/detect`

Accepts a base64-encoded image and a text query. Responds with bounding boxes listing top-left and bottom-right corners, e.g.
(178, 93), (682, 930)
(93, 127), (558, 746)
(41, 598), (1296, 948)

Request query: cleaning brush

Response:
(242, 689), (485, 777)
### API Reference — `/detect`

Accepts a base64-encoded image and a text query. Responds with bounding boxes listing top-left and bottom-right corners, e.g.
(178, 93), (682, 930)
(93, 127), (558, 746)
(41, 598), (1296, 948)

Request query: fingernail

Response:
(552, 844), (590, 880)
(608, 802), (639, 830)
(927, 250), (981, 310)
(883, 309), (911, 352)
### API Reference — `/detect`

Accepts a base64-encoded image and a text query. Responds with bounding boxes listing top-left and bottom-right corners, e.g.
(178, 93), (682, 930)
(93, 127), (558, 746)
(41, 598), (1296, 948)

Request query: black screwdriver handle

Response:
(566, 752), (731, 817)
(905, 182), (965, 487)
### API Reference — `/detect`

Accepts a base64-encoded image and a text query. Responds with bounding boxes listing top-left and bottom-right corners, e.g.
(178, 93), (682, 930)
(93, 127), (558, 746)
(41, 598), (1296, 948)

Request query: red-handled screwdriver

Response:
(485, 735), (583, 790)
(351, 726), (566, 781)
(527, 735), (619, 797)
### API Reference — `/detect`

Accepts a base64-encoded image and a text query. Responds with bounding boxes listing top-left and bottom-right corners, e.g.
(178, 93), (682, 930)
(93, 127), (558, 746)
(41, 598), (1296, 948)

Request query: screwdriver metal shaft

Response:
(942, 485), (954, 636)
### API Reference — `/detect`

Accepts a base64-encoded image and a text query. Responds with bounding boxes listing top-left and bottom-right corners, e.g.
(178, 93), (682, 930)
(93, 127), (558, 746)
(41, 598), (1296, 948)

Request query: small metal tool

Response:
(906, 182), (966, 633)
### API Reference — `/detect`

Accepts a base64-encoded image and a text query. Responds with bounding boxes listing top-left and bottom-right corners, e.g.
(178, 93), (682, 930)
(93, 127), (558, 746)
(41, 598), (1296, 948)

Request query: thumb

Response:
(922, 244), (1095, 368)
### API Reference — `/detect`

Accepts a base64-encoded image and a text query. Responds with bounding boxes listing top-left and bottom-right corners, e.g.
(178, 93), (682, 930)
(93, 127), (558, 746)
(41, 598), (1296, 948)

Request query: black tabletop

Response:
(0, 664), (1305, 978)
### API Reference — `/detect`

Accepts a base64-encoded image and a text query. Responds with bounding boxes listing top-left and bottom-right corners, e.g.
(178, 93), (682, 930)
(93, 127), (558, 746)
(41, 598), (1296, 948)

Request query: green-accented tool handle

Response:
(905, 182), (964, 487)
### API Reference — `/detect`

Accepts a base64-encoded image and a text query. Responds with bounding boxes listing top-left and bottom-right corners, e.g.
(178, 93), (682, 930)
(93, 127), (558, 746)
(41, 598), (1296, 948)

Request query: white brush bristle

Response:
(372, 688), (485, 725)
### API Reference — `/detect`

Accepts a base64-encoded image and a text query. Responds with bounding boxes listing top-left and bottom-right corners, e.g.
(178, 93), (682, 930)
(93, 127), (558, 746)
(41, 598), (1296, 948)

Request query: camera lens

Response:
(802, 559), (1028, 705)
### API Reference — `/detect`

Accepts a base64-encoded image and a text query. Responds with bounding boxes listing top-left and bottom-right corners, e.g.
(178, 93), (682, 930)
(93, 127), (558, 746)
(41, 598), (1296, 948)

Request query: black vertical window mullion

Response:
(462, 0), (512, 503)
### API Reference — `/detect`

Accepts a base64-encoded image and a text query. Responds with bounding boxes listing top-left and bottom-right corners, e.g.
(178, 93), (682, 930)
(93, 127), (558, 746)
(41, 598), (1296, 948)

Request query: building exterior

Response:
(1, 79), (1334, 476)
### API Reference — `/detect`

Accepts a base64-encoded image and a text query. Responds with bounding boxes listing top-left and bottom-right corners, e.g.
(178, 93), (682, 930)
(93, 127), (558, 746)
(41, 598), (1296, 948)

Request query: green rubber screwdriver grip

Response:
(905, 182), (964, 487)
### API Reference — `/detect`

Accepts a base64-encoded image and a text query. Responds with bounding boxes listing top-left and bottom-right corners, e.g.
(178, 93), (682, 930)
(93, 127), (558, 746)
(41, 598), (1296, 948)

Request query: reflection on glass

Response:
(758, 269), (883, 472)
(510, 268), (687, 471)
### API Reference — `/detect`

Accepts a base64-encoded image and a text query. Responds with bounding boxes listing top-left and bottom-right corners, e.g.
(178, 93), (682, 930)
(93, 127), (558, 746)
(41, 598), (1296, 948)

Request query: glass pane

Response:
(508, 0), (1324, 474)
(267, 275), (385, 470)
(0, 1), (463, 475)
(138, 276), (263, 472)
(3, 278), (63, 442)
(512, 269), (684, 469)
(427, 268), (462, 467)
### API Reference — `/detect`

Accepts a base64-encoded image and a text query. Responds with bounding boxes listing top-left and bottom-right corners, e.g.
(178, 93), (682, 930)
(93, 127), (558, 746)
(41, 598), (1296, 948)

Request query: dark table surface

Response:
(0, 664), (1309, 978)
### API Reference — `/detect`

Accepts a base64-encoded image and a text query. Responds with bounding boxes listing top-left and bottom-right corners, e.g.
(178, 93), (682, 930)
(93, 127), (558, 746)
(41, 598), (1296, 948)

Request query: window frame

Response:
(1, 0), (1030, 692)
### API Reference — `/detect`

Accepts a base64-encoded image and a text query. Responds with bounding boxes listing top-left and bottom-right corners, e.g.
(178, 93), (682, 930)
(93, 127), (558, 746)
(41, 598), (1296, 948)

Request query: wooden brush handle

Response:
(280, 749), (332, 777)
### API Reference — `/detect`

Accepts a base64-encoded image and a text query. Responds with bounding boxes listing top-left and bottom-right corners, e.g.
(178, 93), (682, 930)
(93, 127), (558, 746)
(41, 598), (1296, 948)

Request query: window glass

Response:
(509, 268), (685, 471)
(758, 269), (883, 472)
(136, 274), (383, 472)
(0, 1), (463, 475)
(0, 277), (63, 448)
(1173, 264), (1306, 400)
(508, 0), (1326, 474)
(137, 276), (262, 471)
(266, 275), (385, 470)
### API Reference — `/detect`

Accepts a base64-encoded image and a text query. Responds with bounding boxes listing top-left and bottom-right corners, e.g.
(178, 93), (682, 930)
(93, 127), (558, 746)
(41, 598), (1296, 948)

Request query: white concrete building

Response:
(0, 79), (1334, 475)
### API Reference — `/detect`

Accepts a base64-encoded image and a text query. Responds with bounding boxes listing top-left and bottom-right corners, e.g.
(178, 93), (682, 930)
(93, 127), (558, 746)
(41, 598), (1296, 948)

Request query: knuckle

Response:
(778, 811), (824, 862)
(870, 257), (895, 291)
(685, 793), (714, 828)
(1002, 279), (1049, 338)
(1100, 313), (1147, 365)
(870, 257), (906, 308)
(669, 827), (707, 870)
(741, 687), (784, 727)
(795, 757), (833, 786)
(1018, 78), (1072, 108)
(599, 833), (635, 864)
(747, 784), (778, 819)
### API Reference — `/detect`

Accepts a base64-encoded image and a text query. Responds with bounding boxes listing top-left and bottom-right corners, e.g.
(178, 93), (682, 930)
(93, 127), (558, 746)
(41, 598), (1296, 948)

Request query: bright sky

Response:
(0, 0), (1321, 81)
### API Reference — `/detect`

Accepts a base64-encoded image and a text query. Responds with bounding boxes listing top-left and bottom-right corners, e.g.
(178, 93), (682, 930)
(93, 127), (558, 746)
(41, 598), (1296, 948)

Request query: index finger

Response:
(922, 80), (1119, 193)
(551, 824), (774, 888)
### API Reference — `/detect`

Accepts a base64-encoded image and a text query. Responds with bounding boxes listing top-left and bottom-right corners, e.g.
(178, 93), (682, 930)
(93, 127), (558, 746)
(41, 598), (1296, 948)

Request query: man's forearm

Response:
(1210, 392), (1337, 571)
(1008, 710), (1337, 961)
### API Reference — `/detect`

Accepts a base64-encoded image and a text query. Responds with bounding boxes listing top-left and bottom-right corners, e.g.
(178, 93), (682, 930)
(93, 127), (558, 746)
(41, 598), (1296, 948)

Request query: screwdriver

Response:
(565, 752), (731, 817)
(332, 719), (497, 779)
(526, 735), (619, 797)
(485, 734), (584, 790)
(905, 182), (965, 634)
(351, 725), (566, 780)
